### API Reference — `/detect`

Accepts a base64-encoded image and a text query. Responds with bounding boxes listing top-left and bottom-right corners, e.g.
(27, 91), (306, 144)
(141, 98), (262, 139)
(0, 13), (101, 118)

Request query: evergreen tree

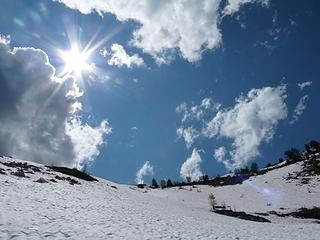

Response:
(307, 140), (320, 153)
(250, 162), (258, 174)
(203, 175), (209, 182)
(166, 179), (173, 187)
(241, 166), (250, 174)
(160, 180), (166, 189)
(266, 163), (272, 168)
(285, 148), (302, 163)
(151, 178), (159, 188)
(305, 143), (311, 154)
(234, 168), (241, 174)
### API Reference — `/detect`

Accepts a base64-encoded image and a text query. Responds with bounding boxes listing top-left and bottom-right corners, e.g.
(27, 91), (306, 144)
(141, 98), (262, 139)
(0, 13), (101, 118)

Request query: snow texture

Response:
(0, 156), (319, 239)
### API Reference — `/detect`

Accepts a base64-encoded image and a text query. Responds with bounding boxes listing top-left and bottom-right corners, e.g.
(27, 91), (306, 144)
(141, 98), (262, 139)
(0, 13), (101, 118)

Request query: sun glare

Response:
(61, 44), (91, 76)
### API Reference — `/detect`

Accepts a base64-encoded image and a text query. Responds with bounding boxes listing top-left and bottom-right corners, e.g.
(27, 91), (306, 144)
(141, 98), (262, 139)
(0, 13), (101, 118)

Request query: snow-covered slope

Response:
(1, 156), (320, 240)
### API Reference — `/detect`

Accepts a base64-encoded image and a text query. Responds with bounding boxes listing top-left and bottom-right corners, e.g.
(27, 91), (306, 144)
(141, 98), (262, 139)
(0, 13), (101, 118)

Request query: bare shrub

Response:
(208, 193), (217, 210)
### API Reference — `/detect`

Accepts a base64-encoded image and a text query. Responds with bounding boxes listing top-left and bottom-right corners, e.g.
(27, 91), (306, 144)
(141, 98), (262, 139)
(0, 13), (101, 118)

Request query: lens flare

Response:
(60, 44), (92, 76)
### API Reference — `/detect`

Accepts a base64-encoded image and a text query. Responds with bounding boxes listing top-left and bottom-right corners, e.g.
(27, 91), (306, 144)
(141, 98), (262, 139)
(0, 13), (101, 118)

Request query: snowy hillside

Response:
(1, 156), (320, 240)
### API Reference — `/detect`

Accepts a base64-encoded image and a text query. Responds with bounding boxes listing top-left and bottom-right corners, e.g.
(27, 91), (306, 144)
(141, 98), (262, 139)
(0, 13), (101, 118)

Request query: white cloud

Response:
(66, 118), (112, 167)
(203, 85), (287, 170)
(0, 35), (110, 167)
(289, 95), (309, 125)
(223, 0), (269, 15)
(214, 146), (226, 162)
(176, 127), (200, 149)
(131, 126), (138, 131)
(180, 149), (203, 181)
(176, 102), (189, 123)
(136, 161), (154, 184)
(297, 81), (312, 91)
(103, 44), (144, 68)
(0, 34), (10, 45)
(201, 98), (216, 109)
(176, 98), (221, 148)
(54, 0), (269, 63)
(177, 85), (287, 171)
(176, 98), (220, 123)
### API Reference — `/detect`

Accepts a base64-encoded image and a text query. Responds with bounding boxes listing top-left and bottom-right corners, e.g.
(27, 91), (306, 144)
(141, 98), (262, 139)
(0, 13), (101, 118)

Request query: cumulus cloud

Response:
(176, 98), (220, 148)
(177, 85), (287, 170)
(0, 35), (110, 167)
(214, 146), (226, 162)
(176, 103), (189, 123)
(203, 85), (287, 169)
(135, 161), (154, 184)
(101, 44), (144, 68)
(54, 0), (269, 63)
(176, 127), (200, 149)
(180, 149), (203, 181)
(66, 118), (112, 166)
(289, 95), (309, 125)
(176, 98), (221, 124)
(223, 0), (269, 15)
(297, 81), (312, 91)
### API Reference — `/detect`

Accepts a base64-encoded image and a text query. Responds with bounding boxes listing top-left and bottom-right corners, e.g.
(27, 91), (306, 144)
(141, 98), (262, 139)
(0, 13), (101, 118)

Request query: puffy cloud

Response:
(176, 98), (221, 148)
(54, 0), (269, 63)
(176, 102), (189, 123)
(177, 85), (287, 170)
(180, 149), (203, 181)
(101, 44), (144, 68)
(223, 0), (269, 15)
(297, 81), (312, 91)
(54, 0), (222, 63)
(0, 35), (110, 167)
(176, 127), (200, 149)
(66, 118), (112, 166)
(0, 35), (10, 45)
(214, 146), (226, 162)
(289, 95), (309, 125)
(135, 161), (154, 184)
(176, 98), (220, 124)
(203, 85), (287, 170)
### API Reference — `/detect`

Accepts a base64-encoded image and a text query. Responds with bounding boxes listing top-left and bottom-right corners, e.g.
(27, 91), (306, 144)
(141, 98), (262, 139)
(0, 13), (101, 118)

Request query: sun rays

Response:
(60, 44), (92, 77)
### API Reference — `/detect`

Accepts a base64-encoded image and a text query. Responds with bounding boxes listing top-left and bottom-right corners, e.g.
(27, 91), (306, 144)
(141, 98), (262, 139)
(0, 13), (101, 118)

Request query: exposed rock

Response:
(0, 168), (6, 175)
(35, 178), (48, 183)
(46, 166), (98, 182)
(269, 207), (320, 220)
(12, 171), (26, 178)
(213, 209), (270, 223)
(1, 161), (41, 173)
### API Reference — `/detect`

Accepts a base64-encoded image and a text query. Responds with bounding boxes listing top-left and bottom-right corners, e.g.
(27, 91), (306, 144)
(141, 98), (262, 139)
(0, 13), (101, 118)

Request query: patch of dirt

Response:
(54, 175), (80, 185)
(269, 207), (320, 220)
(46, 166), (98, 182)
(12, 171), (28, 178)
(213, 209), (270, 223)
(0, 168), (6, 175)
(1, 161), (41, 173)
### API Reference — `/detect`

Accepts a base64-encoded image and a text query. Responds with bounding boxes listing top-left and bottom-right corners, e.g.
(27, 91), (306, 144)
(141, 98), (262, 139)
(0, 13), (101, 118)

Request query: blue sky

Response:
(0, 0), (319, 184)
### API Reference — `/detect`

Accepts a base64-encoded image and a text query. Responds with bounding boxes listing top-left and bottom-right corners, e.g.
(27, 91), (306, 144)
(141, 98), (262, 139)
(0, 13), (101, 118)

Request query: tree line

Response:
(144, 139), (320, 189)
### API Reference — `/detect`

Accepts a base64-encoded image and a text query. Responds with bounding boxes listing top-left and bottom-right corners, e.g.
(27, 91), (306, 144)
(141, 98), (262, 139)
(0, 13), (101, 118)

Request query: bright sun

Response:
(61, 44), (91, 76)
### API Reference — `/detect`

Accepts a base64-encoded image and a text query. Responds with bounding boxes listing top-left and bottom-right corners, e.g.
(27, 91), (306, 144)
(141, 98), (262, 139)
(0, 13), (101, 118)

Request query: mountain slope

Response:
(0, 156), (319, 239)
